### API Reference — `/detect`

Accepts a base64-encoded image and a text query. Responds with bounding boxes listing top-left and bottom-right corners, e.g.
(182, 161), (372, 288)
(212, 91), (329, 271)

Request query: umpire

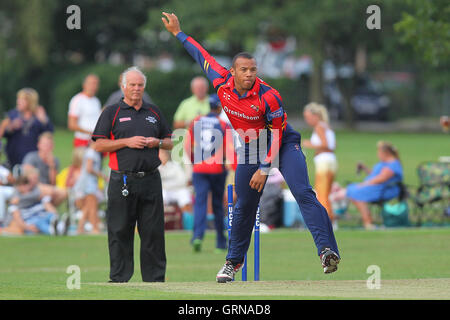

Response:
(92, 66), (173, 282)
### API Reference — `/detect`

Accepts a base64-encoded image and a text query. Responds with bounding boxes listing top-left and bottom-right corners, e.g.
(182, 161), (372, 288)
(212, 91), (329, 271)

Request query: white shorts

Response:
(162, 188), (192, 208)
(314, 152), (338, 174)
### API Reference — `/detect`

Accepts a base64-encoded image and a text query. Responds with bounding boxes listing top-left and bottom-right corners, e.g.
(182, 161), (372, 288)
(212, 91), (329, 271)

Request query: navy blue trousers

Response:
(192, 172), (227, 249)
(226, 124), (339, 264)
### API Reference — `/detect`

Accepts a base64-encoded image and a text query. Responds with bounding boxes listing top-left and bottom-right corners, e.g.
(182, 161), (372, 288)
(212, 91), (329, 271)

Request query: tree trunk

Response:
(337, 76), (356, 128)
(355, 44), (367, 74)
(338, 45), (367, 128)
(309, 46), (324, 104)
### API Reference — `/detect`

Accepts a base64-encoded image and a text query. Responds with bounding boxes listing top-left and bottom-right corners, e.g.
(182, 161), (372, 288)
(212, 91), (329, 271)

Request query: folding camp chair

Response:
(413, 161), (450, 226)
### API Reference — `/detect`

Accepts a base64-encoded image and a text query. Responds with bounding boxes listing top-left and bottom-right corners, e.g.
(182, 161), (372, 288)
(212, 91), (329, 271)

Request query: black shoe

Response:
(51, 217), (59, 236)
(320, 248), (340, 274)
(216, 260), (243, 283)
(62, 214), (71, 236)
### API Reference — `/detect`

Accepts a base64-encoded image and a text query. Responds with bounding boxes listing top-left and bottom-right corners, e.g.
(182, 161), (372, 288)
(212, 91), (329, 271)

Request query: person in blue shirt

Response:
(0, 88), (54, 169)
(185, 94), (232, 253)
(332, 141), (403, 230)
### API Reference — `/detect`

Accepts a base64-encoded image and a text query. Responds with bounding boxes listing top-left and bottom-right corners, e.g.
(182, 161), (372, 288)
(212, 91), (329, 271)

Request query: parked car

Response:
(351, 78), (390, 121)
(324, 77), (391, 121)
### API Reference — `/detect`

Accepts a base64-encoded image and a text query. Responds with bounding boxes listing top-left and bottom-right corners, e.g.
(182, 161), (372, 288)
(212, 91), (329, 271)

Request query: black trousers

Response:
(106, 170), (166, 282)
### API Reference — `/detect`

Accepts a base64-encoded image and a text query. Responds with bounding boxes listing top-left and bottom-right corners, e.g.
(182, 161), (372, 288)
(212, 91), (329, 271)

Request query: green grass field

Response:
(51, 127), (449, 225)
(51, 127), (450, 188)
(1, 228), (449, 299)
(1, 128), (449, 300)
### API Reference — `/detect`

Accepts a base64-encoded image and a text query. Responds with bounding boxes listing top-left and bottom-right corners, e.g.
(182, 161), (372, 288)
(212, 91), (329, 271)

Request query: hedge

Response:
(0, 61), (443, 127)
(48, 63), (309, 127)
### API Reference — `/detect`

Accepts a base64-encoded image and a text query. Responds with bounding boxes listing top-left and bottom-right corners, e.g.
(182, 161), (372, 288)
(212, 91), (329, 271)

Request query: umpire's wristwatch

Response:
(159, 139), (163, 148)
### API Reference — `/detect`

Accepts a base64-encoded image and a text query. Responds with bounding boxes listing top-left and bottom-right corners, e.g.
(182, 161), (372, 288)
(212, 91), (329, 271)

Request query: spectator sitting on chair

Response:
(22, 165), (67, 208)
(259, 167), (285, 232)
(158, 149), (192, 214)
(329, 141), (403, 230)
(1, 175), (63, 236)
(22, 131), (60, 185)
(72, 141), (107, 234)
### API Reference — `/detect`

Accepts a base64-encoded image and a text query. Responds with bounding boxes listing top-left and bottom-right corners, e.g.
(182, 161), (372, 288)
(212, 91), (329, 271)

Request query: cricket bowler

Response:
(162, 12), (340, 283)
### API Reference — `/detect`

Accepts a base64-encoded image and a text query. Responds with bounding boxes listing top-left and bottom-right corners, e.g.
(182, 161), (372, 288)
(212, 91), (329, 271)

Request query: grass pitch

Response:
(89, 279), (450, 300)
(1, 228), (449, 299)
(52, 128), (450, 188)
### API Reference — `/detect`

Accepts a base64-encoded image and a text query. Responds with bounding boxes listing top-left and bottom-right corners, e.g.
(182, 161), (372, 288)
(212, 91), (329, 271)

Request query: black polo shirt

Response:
(92, 99), (171, 172)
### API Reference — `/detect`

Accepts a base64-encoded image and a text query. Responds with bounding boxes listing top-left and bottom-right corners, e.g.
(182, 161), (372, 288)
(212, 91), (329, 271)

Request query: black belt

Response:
(111, 169), (157, 178)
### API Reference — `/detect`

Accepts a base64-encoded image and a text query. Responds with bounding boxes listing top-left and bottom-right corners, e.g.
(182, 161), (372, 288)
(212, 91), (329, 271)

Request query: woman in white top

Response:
(302, 102), (338, 226)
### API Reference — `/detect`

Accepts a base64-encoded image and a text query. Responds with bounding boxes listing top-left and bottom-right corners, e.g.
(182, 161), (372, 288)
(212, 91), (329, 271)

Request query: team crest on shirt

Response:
(250, 105), (259, 112)
(145, 116), (157, 123)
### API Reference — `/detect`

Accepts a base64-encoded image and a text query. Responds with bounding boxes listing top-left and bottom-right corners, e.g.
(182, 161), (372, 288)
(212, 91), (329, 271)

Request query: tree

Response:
(144, 0), (277, 56)
(276, 0), (416, 125)
(395, 0), (450, 67)
(144, 0), (415, 125)
(0, 0), (56, 68)
(395, 0), (450, 115)
(0, 0), (57, 112)
(52, 0), (155, 64)
(0, 0), (157, 114)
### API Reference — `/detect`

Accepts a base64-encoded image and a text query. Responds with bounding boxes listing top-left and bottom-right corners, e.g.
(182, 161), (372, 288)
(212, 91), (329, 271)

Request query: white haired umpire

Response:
(92, 66), (173, 282)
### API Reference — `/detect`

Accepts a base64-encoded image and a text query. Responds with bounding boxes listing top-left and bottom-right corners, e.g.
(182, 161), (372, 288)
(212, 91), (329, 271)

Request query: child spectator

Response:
(72, 141), (106, 234)
(56, 147), (85, 190)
